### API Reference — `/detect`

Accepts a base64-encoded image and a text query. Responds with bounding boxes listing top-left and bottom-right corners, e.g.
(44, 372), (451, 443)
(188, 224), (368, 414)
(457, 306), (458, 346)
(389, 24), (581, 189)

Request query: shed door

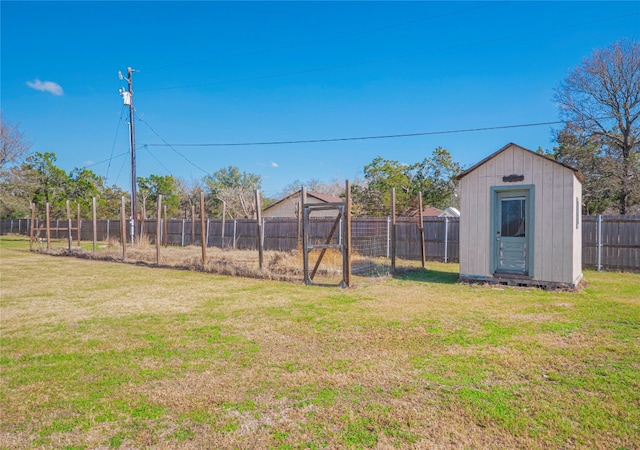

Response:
(495, 193), (528, 274)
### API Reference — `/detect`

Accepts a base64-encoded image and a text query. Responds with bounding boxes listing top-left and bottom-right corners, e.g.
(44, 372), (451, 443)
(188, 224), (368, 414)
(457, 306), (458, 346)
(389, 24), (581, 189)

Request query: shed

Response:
(263, 190), (343, 218)
(438, 206), (460, 218)
(457, 143), (584, 289)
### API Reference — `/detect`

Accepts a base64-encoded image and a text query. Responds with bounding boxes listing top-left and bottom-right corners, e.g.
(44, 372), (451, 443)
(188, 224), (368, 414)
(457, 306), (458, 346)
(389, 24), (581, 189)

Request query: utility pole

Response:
(120, 67), (137, 244)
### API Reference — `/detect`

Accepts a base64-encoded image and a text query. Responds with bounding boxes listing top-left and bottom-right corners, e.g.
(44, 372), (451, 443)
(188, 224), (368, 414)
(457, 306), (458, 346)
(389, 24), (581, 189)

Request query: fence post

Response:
(106, 219), (110, 242)
(156, 195), (162, 265)
(222, 201), (226, 248)
(386, 216), (391, 258)
(10, 219), (13, 234)
(77, 202), (81, 247)
(391, 188), (396, 274)
(92, 197), (97, 256)
(181, 219), (185, 247)
(66, 200), (72, 251)
(233, 220), (237, 249)
(302, 187), (310, 284)
(45, 203), (51, 250)
(597, 214), (602, 271)
(255, 190), (264, 269)
(56, 219), (59, 239)
(206, 218), (210, 247)
(418, 192), (426, 269)
(200, 192), (207, 265)
(120, 196), (126, 261)
(141, 197), (146, 242)
(29, 203), (35, 251)
(444, 217), (449, 263)
(191, 205), (195, 246)
(18, 219), (22, 234)
(163, 205), (168, 247)
(344, 179), (352, 288)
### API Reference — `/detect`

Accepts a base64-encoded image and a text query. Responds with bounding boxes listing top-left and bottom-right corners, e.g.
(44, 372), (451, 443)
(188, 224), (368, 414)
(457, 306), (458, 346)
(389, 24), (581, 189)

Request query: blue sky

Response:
(2, 1), (639, 198)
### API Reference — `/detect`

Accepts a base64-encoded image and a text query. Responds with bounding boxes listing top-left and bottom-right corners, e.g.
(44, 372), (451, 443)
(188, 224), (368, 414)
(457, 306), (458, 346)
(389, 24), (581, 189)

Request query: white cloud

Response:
(26, 79), (64, 96)
(270, 161), (279, 168)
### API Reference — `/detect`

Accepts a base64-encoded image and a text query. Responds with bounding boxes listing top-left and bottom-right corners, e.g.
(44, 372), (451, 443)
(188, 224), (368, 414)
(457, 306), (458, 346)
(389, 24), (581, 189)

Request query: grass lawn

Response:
(1, 235), (639, 449)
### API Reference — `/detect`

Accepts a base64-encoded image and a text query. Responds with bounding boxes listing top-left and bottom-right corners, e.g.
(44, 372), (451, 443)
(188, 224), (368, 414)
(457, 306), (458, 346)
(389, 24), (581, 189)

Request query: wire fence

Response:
(1, 215), (638, 271)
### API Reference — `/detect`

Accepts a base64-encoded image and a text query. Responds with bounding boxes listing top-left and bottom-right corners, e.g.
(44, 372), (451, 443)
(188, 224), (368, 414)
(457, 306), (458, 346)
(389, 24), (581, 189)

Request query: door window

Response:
(501, 197), (526, 237)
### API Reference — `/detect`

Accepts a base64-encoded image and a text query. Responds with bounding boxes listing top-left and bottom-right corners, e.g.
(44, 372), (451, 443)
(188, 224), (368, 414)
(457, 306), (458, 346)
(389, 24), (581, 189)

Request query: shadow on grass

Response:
(393, 267), (459, 285)
(0, 236), (33, 244)
(0, 236), (35, 251)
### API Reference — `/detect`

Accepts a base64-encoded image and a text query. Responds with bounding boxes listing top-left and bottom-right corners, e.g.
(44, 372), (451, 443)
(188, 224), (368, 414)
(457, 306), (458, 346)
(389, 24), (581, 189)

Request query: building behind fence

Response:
(1, 215), (638, 271)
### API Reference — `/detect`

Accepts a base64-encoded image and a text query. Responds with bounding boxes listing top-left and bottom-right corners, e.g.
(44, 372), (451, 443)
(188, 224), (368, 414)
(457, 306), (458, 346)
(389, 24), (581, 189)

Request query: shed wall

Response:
(262, 198), (301, 218)
(263, 195), (339, 218)
(459, 144), (582, 286)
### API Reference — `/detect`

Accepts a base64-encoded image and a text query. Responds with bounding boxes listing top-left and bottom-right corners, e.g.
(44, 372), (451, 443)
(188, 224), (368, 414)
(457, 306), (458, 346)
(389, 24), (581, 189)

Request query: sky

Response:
(2, 1), (639, 198)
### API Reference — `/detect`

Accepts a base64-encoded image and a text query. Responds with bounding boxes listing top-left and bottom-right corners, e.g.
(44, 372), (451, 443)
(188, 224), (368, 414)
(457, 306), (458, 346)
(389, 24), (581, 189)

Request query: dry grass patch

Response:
(37, 237), (394, 286)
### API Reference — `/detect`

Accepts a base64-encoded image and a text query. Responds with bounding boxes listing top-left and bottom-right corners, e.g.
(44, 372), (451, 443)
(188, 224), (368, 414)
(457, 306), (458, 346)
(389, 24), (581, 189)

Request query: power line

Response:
(85, 151), (129, 169)
(135, 113), (209, 174)
(140, 12), (638, 92)
(143, 119), (571, 148)
(105, 105), (127, 179)
(141, 144), (172, 174)
(114, 146), (129, 187)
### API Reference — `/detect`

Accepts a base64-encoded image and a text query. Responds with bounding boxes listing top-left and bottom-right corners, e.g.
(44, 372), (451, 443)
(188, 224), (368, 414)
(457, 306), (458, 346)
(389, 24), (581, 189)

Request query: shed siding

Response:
(263, 195), (339, 218)
(572, 177), (583, 284)
(263, 199), (300, 218)
(459, 144), (582, 286)
(531, 154), (545, 279)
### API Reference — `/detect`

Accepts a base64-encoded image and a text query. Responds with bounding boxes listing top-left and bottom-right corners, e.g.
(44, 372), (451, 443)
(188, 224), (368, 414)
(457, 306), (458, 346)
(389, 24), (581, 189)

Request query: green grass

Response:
(1, 235), (639, 448)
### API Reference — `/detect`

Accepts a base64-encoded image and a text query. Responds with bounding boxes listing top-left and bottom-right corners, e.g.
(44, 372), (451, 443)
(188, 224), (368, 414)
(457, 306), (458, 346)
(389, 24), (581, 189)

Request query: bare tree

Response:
(278, 178), (344, 198)
(554, 39), (640, 214)
(0, 115), (34, 218)
(176, 177), (203, 219)
(0, 114), (32, 169)
(204, 166), (261, 218)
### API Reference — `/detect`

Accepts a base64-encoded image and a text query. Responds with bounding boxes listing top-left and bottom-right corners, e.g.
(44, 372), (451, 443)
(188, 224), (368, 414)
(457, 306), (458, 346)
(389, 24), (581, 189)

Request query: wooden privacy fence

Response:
(582, 215), (640, 271)
(2, 215), (638, 271)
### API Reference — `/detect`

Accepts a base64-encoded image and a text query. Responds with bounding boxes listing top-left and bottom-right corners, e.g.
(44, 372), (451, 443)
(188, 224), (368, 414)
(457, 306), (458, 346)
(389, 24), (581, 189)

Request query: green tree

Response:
(360, 157), (414, 215)
(414, 146), (461, 209)
(354, 148), (461, 216)
(23, 152), (70, 218)
(66, 167), (104, 216)
(1, 145), (125, 219)
(554, 39), (640, 214)
(96, 184), (126, 219)
(137, 174), (180, 217)
(204, 166), (262, 218)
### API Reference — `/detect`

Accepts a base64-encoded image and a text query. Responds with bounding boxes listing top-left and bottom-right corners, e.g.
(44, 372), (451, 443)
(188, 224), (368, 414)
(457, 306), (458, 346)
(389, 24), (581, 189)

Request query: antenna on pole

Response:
(119, 67), (138, 244)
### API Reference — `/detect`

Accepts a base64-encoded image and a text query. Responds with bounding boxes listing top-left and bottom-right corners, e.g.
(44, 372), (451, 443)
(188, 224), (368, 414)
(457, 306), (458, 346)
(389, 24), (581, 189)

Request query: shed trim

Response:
(489, 184), (535, 277)
(456, 143), (584, 183)
(262, 189), (342, 214)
